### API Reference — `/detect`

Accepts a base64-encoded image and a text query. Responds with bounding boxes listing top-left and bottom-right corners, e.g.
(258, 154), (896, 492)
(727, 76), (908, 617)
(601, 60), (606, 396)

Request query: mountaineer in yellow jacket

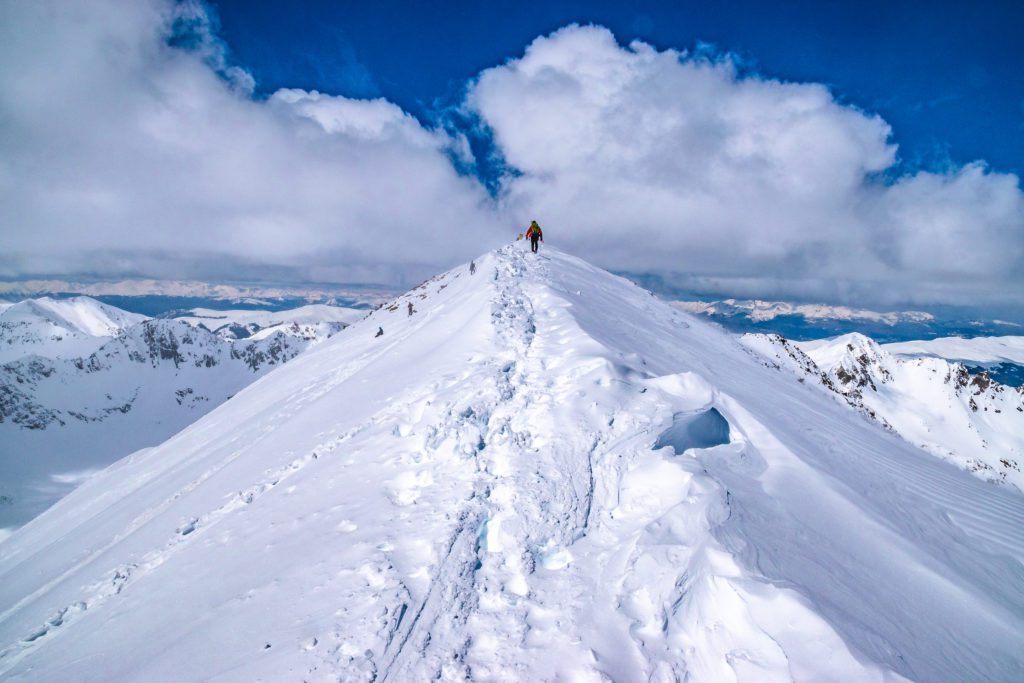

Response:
(526, 220), (543, 253)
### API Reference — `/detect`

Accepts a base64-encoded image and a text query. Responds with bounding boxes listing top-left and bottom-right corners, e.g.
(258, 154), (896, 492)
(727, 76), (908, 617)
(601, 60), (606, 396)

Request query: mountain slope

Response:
(0, 246), (1021, 681)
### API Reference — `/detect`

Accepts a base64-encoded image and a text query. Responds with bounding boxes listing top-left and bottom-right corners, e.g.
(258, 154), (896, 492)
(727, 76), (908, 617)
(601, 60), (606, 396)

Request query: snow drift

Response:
(0, 246), (1021, 681)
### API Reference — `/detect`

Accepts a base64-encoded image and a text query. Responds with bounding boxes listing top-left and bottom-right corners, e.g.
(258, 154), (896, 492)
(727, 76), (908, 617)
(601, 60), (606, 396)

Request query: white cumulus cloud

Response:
(466, 25), (1024, 307)
(0, 10), (1021, 310)
(0, 0), (505, 286)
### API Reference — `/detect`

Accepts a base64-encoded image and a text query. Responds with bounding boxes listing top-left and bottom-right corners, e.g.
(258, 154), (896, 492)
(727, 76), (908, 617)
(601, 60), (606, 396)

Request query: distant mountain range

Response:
(0, 278), (395, 311)
(0, 296), (365, 530)
(673, 298), (935, 325)
(6, 276), (1020, 343)
(669, 296), (1023, 343)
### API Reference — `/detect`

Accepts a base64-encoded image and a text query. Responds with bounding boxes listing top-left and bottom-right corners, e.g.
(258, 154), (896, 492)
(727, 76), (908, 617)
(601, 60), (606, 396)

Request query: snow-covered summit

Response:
(0, 245), (1021, 681)
(0, 296), (146, 363)
(3, 296), (144, 337)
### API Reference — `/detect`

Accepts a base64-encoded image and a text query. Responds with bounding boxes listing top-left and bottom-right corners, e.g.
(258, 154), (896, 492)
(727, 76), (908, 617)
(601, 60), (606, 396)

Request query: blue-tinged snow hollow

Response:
(653, 408), (731, 454)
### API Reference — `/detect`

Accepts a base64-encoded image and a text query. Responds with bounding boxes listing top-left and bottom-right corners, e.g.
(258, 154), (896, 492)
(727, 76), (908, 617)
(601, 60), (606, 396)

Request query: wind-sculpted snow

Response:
(0, 246), (1021, 681)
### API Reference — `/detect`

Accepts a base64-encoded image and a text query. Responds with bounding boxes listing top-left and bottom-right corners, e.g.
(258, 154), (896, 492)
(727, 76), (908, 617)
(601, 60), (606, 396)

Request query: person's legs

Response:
(531, 236), (539, 252)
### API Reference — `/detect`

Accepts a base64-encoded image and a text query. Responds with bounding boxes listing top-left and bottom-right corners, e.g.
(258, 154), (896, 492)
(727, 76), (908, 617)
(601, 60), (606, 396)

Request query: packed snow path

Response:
(0, 246), (1022, 681)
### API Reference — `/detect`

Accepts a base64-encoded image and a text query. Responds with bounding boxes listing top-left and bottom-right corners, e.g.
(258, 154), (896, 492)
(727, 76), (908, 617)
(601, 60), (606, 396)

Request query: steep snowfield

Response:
(1, 246), (1022, 681)
(171, 305), (367, 339)
(884, 335), (1024, 366)
(0, 319), (344, 530)
(0, 297), (146, 363)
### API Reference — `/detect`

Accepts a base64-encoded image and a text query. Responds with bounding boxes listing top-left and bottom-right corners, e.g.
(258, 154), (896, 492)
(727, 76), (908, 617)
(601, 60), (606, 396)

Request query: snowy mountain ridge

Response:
(672, 298), (934, 324)
(741, 332), (1024, 491)
(0, 245), (1020, 681)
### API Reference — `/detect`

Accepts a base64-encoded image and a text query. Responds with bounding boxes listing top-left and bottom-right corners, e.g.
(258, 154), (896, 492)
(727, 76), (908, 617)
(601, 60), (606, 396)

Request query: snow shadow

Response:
(654, 408), (731, 455)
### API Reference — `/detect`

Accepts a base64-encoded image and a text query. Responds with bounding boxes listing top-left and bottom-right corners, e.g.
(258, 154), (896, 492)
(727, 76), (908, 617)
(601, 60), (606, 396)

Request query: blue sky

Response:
(214, 0), (1024, 178)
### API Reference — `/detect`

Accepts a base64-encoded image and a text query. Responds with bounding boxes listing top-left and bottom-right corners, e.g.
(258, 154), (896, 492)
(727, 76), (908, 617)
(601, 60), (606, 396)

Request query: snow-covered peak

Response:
(1, 296), (145, 336)
(799, 331), (882, 365)
(0, 245), (1021, 681)
(0, 296), (146, 363)
(797, 332), (897, 390)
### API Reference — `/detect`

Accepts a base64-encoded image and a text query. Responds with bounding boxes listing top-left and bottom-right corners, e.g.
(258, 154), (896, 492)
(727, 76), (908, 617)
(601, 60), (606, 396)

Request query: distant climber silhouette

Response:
(375, 326), (384, 338)
(526, 220), (543, 253)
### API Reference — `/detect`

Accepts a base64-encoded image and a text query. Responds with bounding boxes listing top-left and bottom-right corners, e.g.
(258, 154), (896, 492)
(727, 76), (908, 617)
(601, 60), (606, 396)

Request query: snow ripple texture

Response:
(0, 245), (1022, 682)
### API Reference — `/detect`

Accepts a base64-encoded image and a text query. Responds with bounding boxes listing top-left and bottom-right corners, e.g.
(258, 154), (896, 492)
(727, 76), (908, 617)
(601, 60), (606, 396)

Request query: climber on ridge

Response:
(526, 220), (543, 254)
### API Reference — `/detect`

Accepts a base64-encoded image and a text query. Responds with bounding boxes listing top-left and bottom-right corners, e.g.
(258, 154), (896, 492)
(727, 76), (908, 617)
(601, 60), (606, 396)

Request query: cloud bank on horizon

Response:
(1, 0), (1021, 308)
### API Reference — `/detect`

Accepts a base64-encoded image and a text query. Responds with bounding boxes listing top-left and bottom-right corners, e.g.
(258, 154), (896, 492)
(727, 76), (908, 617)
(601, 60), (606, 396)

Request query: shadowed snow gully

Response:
(0, 245), (1021, 681)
